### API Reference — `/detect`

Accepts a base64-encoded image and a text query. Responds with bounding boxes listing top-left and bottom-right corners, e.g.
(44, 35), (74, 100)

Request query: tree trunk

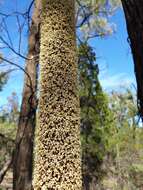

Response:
(121, 0), (143, 119)
(33, 0), (82, 189)
(13, 1), (41, 189)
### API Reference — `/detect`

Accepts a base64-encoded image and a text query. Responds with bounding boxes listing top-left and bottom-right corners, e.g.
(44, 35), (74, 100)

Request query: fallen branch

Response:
(0, 158), (12, 184)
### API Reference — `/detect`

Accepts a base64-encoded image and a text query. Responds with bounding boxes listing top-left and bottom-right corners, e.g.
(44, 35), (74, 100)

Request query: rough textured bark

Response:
(33, 0), (82, 189)
(121, 0), (143, 119)
(13, 1), (41, 190)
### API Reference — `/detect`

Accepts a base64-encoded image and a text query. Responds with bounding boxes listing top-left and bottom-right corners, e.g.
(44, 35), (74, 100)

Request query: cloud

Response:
(99, 73), (136, 90)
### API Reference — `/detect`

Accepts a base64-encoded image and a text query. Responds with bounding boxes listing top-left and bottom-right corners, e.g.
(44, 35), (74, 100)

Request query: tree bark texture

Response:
(33, 0), (82, 189)
(121, 0), (143, 119)
(13, 1), (41, 189)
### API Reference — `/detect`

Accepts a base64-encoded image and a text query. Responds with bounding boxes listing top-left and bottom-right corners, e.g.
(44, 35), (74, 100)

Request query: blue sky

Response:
(92, 8), (136, 91)
(0, 1), (136, 106)
(0, 0), (29, 106)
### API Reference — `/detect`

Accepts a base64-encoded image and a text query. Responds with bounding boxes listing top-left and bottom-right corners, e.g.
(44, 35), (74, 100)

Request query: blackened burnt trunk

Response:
(121, 0), (143, 119)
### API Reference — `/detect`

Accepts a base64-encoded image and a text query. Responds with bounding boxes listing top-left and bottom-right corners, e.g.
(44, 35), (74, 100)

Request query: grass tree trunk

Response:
(33, 0), (82, 189)
(121, 0), (143, 119)
(13, 1), (41, 189)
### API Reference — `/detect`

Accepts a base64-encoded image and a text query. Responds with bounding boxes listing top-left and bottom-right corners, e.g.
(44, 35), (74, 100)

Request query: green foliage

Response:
(100, 91), (143, 190)
(0, 122), (16, 169)
(78, 42), (143, 189)
(0, 53), (8, 91)
(7, 92), (19, 123)
(0, 93), (17, 188)
(0, 92), (18, 171)
(78, 42), (114, 186)
(77, 0), (121, 39)
(0, 71), (8, 92)
(0, 92), (19, 123)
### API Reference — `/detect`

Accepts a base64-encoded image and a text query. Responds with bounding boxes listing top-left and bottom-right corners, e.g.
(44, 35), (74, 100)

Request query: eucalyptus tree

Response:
(13, 1), (41, 189)
(76, 0), (121, 40)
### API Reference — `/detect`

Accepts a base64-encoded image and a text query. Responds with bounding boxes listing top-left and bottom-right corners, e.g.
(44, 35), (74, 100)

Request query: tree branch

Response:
(0, 158), (12, 184)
